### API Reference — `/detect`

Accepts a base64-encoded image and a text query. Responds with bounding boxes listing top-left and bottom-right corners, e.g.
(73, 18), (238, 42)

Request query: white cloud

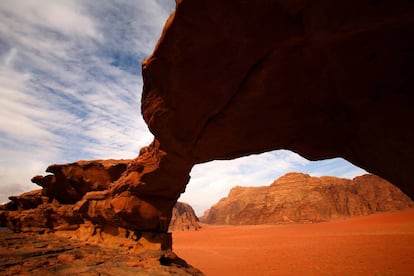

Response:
(0, 0), (102, 40)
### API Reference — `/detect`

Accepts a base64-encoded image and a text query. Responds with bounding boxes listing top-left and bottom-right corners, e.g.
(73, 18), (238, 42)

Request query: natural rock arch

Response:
(24, 0), (412, 234)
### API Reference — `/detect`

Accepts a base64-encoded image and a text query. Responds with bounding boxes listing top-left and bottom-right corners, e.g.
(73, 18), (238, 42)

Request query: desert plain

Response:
(173, 209), (414, 275)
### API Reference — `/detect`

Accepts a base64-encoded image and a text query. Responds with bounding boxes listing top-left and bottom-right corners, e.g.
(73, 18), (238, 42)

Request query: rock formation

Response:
(141, 0), (414, 206)
(77, 140), (193, 232)
(1, 159), (129, 233)
(1, 160), (198, 234)
(201, 173), (414, 225)
(0, 159), (203, 274)
(169, 202), (200, 231)
(1, 141), (193, 234)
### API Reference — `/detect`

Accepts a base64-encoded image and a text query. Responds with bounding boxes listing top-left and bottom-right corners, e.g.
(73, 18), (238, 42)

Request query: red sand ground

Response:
(173, 209), (414, 275)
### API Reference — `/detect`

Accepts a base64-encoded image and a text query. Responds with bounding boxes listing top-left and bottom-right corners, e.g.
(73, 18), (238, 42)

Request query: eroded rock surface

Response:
(1, 159), (128, 233)
(0, 228), (203, 276)
(31, 159), (130, 204)
(1, 157), (198, 235)
(54, 141), (193, 233)
(201, 173), (414, 225)
(1, 141), (194, 234)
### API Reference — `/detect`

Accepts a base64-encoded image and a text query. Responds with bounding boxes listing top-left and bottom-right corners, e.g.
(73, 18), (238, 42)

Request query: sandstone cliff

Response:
(201, 173), (414, 225)
(169, 202), (200, 231)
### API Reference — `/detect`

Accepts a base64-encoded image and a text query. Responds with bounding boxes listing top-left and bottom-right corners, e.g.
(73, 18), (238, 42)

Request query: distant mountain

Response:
(169, 202), (200, 231)
(200, 173), (413, 225)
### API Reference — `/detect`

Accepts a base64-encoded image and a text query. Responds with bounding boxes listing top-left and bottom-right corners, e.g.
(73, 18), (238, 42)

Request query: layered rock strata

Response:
(201, 173), (414, 225)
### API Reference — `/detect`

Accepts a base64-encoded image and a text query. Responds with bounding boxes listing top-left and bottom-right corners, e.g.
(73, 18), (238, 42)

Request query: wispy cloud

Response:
(0, 0), (174, 202)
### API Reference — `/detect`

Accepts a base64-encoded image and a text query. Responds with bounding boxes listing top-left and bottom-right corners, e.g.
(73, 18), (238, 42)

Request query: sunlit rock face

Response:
(142, 0), (414, 200)
(200, 173), (414, 225)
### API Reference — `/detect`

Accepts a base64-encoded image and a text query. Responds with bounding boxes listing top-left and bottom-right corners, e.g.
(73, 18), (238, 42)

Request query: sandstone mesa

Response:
(201, 173), (414, 225)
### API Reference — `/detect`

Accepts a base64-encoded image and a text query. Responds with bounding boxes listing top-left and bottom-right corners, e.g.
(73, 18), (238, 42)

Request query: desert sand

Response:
(173, 209), (414, 275)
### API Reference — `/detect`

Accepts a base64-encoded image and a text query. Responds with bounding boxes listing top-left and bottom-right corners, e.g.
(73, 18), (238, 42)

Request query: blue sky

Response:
(0, 0), (366, 215)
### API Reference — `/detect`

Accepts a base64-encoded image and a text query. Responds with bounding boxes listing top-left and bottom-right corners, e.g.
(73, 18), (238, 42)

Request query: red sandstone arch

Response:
(11, 0), (412, 234)
(140, 0), (414, 202)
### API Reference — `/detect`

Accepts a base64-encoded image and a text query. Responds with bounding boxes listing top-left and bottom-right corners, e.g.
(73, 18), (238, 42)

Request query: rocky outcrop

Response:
(141, 0), (414, 202)
(0, 157), (204, 274)
(1, 141), (194, 234)
(0, 160), (199, 234)
(0, 157), (178, 255)
(201, 173), (414, 225)
(169, 202), (200, 231)
(1, 159), (129, 233)
(31, 159), (130, 204)
(71, 141), (193, 232)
